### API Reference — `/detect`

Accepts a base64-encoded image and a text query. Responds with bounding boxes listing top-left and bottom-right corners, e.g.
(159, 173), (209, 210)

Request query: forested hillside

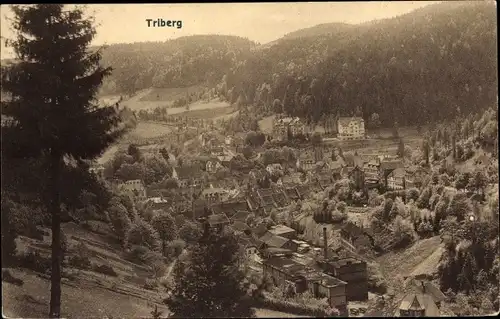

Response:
(37, 1), (497, 129)
(98, 35), (257, 95)
(224, 1), (497, 127)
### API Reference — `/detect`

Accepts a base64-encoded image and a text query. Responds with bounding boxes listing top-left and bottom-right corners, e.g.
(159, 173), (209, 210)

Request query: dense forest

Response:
(70, 2), (499, 128)
(225, 1), (497, 127)
(97, 35), (257, 95)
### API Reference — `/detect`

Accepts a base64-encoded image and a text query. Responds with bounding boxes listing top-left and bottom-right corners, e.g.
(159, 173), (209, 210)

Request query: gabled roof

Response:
(207, 213), (230, 227)
(252, 224), (269, 238)
(231, 210), (251, 223)
(285, 187), (301, 200)
(380, 160), (404, 171)
(269, 225), (296, 236)
(338, 116), (364, 127)
(231, 221), (250, 233)
(398, 294), (440, 316)
(202, 187), (226, 196)
(259, 231), (274, 243)
(175, 165), (203, 179)
(389, 167), (406, 178)
(263, 235), (291, 249)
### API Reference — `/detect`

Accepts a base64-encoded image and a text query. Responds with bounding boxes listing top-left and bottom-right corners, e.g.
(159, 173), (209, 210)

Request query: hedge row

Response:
(253, 296), (334, 317)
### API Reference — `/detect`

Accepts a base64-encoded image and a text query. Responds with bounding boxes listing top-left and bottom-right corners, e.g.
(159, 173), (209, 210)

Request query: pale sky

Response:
(1, 2), (442, 59)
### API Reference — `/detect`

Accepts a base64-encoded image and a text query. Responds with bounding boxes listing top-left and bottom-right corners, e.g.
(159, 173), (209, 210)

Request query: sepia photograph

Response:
(1, 1), (498, 318)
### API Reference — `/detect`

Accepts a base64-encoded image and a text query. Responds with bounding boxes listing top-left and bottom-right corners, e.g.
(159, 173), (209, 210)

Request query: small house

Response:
(268, 225), (297, 240)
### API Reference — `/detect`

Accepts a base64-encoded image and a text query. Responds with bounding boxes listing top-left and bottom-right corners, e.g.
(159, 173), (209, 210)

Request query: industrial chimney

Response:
(323, 227), (328, 260)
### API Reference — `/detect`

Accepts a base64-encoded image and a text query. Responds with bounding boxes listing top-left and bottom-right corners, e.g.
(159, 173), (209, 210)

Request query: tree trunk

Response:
(49, 153), (63, 318)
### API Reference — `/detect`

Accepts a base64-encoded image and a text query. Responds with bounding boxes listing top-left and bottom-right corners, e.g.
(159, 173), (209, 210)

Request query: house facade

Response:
(337, 117), (365, 140)
(272, 116), (305, 140)
(268, 225), (297, 240)
(320, 257), (369, 301)
(296, 157), (316, 171)
(172, 166), (204, 188)
(202, 187), (227, 204)
(263, 256), (348, 313)
(206, 159), (223, 173)
(387, 167), (406, 190)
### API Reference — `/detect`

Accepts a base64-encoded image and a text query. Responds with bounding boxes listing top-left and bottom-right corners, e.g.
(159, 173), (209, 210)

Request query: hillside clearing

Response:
(4, 220), (170, 319)
(376, 236), (442, 286)
(139, 85), (205, 102)
(128, 122), (173, 139)
(2, 268), (168, 319)
(258, 115), (275, 134)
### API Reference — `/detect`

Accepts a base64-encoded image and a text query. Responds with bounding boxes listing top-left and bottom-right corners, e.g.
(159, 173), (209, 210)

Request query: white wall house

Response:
(337, 117), (365, 140)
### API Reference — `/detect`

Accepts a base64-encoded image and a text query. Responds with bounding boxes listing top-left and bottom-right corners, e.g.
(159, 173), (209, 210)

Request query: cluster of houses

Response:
(86, 111), (452, 317)
(272, 115), (366, 141)
(198, 208), (369, 316)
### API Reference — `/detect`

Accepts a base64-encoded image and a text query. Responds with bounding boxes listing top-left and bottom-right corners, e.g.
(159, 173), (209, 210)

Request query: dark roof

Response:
(252, 224), (269, 238)
(259, 231), (274, 243)
(285, 187), (301, 200)
(272, 190), (289, 207)
(327, 257), (363, 268)
(211, 201), (249, 218)
(262, 234), (290, 249)
(380, 160), (403, 172)
(262, 247), (294, 257)
(295, 185), (311, 198)
(175, 165), (203, 179)
(207, 213), (230, 227)
(264, 256), (346, 288)
(231, 221), (250, 232)
(398, 294), (440, 316)
(269, 225), (296, 236)
(338, 117), (364, 127)
(239, 236), (261, 249)
(232, 210), (251, 223)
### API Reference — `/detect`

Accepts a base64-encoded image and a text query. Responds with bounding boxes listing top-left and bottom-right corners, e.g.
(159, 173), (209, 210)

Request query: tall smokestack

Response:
(323, 227), (328, 260)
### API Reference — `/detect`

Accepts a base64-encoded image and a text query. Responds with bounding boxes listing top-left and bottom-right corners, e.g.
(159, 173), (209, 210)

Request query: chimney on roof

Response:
(323, 227), (328, 260)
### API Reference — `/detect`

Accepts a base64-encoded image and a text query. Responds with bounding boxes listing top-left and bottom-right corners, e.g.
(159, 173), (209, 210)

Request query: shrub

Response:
(143, 278), (158, 290)
(2, 269), (24, 286)
(92, 264), (118, 277)
(167, 239), (186, 259)
(150, 261), (167, 279)
(367, 262), (387, 294)
(331, 211), (347, 223)
(18, 249), (51, 273)
(68, 255), (91, 270)
(125, 219), (161, 252)
(126, 245), (163, 266)
(254, 295), (337, 317)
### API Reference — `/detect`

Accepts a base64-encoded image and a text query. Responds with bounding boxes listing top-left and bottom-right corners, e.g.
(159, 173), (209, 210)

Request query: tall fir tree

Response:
(165, 225), (254, 318)
(397, 138), (405, 158)
(1, 4), (125, 317)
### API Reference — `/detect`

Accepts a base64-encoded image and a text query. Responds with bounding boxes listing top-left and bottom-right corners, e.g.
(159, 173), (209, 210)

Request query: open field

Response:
(128, 122), (173, 139)
(3, 221), (168, 318)
(376, 236), (442, 286)
(172, 105), (236, 119)
(139, 85), (205, 102)
(259, 115), (275, 134)
(168, 99), (232, 116)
